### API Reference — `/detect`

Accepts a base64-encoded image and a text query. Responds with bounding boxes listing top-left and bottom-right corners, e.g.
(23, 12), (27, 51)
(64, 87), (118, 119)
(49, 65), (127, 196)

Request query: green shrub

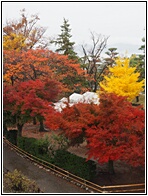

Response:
(17, 137), (38, 156)
(47, 133), (69, 157)
(17, 137), (53, 162)
(53, 150), (96, 180)
(6, 130), (18, 145)
(17, 137), (96, 181)
(37, 154), (54, 163)
(3, 169), (41, 193)
(36, 136), (49, 155)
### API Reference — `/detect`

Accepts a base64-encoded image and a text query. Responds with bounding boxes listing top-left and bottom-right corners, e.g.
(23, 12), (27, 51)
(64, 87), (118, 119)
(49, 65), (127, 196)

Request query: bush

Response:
(17, 137), (53, 162)
(17, 137), (38, 156)
(36, 136), (50, 155)
(6, 130), (18, 145)
(47, 133), (69, 157)
(3, 169), (41, 193)
(53, 150), (96, 180)
(17, 137), (96, 181)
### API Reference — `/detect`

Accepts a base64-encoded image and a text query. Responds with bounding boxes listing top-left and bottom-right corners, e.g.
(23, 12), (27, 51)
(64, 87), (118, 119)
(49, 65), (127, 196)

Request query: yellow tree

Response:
(100, 57), (144, 101)
(3, 9), (47, 51)
(3, 33), (26, 51)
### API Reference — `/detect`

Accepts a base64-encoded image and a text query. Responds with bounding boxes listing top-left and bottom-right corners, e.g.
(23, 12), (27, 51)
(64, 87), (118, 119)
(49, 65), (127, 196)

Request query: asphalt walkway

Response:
(3, 143), (88, 193)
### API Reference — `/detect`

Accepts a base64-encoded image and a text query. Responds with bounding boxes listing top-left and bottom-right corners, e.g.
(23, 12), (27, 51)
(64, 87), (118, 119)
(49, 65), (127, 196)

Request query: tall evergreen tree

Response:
(51, 18), (78, 60)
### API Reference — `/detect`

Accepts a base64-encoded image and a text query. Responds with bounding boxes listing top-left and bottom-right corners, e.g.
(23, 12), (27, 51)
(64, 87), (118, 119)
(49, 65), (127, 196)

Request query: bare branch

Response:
(81, 32), (109, 92)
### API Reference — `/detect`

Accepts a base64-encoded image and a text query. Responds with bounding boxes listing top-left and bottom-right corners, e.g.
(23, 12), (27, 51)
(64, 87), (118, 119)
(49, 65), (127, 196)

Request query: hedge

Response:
(54, 150), (96, 180)
(5, 130), (18, 145)
(16, 137), (96, 180)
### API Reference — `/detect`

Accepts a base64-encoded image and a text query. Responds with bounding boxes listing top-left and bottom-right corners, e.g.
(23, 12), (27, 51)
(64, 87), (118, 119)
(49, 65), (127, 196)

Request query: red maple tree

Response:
(3, 79), (61, 136)
(86, 93), (145, 172)
(45, 102), (100, 145)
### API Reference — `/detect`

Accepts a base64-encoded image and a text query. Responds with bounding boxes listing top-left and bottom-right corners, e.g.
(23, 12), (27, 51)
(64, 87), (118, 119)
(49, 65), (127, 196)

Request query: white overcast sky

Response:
(2, 1), (146, 56)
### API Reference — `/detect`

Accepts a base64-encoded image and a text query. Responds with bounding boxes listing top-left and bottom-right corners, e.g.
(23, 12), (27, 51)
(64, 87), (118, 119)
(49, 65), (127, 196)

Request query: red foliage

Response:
(86, 93), (145, 167)
(45, 92), (145, 167)
(43, 51), (89, 95)
(45, 103), (100, 145)
(3, 79), (61, 124)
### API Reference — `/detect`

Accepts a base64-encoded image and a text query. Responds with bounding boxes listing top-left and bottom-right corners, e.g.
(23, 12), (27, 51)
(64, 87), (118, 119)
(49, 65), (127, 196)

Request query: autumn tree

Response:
(3, 49), (52, 85)
(3, 79), (61, 136)
(86, 93), (145, 173)
(3, 9), (48, 51)
(45, 102), (100, 146)
(3, 48), (56, 130)
(81, 32), (109, 92)
(51, 18), (78, 61)
(100, 57), (145, 101)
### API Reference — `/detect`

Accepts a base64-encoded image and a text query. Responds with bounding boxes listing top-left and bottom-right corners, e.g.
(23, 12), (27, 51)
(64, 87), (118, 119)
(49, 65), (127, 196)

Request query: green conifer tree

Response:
(52, 18), (78, 60)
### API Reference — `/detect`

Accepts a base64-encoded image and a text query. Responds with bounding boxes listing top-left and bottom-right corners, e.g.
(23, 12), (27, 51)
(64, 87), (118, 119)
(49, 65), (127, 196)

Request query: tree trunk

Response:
(3, 122), (8, 137)
(17, 123), (24, 137)
(108, 160), (115, 174)
(39, 119), (46, 132)
(10, 75), (14, 86)
(33, 117), (37, 125)
(136, 96), (139, 102)
(93, 82), (97, 92)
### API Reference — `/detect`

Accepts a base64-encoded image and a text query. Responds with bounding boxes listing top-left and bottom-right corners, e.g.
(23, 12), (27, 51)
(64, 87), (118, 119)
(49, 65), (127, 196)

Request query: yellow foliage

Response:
(100, 57), (145, 101)
(3, 33), (26, 51)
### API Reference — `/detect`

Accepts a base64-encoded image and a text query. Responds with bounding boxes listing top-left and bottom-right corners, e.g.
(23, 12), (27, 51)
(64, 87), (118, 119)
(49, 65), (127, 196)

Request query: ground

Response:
(21, 123), (145, 187)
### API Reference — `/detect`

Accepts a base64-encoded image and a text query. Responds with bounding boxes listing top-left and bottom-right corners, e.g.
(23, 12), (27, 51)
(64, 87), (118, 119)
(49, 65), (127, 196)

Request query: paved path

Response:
(3, 143), (88, 193)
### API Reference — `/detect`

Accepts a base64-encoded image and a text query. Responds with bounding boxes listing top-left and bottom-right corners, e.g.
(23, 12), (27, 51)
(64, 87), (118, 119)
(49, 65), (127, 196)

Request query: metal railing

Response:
(3, 137), (145, 193)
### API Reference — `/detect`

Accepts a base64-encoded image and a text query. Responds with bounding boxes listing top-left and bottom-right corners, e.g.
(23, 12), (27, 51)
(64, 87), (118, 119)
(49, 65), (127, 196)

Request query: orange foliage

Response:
(3, 49), (52, 85)
(3, 49), (88, 95)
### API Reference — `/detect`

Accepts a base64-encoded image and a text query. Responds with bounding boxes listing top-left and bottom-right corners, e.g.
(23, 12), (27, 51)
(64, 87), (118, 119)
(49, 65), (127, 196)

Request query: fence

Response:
(3, 137), (145, 193)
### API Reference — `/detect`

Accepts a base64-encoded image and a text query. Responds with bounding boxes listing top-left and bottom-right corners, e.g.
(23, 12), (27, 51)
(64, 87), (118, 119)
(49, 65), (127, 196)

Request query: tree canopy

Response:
(3, 79), (61, 136)
(86, 93), (145, 168)
(100, 57), (145, 101)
